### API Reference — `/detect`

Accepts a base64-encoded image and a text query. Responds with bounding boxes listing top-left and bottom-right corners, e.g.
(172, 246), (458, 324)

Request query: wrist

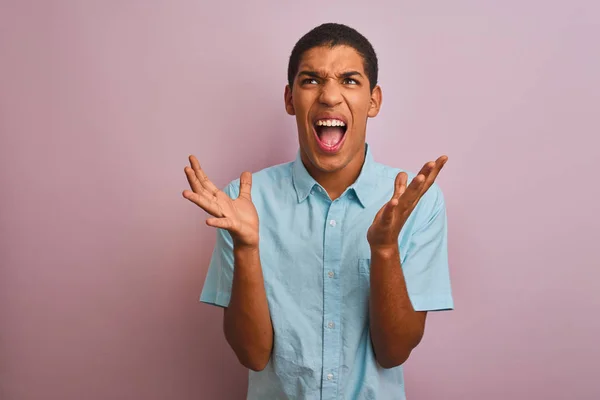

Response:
(232, 230), (259, 251)
(370, 244), (399, 260)
(233, 242), (260, 254)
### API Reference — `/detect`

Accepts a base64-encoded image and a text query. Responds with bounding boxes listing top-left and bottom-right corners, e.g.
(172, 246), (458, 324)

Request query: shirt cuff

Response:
(199, 291), (231, 308)
(409, 294), (454, 312)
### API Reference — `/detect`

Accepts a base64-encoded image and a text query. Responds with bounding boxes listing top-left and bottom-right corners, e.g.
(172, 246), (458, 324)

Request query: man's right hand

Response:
(183, 155), (259, 248)
(185, 155), (271, 370)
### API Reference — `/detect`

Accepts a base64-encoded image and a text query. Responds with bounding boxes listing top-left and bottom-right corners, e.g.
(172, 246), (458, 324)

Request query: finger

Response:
(185, 166), (217, 203)
(184, 165), (204, 194)
(403, 156), (448, 203)
(414, 155), (448, 200)
(380, 198), (399, 224)
(206, 217), (233, 229)
(416, 160), (436, 180)
(405, 172), (427, 196)
(239, 171), (253, 199)
(400, 173), (427, 206)
(189, 155), (220, 196)
(422, 155), (448, 191)
(391, 172), (408, 200)
(182, 189), (223, 217)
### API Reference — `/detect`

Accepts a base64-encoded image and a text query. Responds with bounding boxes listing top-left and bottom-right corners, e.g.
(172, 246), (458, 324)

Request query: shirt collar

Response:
(291, 143), (378, 207)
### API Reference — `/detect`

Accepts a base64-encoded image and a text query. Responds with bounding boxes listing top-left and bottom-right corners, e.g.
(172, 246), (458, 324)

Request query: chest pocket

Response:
(355, 243), (407, 301)
(359, 258), (371, 275)
(339, 258), (371, 313)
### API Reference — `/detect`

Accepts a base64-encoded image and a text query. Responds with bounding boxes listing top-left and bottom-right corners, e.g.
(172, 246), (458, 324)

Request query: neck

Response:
(301, 148), (366, 201)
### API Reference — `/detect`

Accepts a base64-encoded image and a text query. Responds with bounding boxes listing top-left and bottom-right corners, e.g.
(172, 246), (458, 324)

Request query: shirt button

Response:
(327, 373), (334, 380)
(328, 271), (334, 278)
(329, 219), (336, 227)
(328, 321), (335, 329)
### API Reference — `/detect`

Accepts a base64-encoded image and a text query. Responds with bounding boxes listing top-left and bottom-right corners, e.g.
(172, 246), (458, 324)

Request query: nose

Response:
(318, 79), (343, 107)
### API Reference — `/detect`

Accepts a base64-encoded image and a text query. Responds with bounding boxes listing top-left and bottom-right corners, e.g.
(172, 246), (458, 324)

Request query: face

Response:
(284, 45), (382, 176)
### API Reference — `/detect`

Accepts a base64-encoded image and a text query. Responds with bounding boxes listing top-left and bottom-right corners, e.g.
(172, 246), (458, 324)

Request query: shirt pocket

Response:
(356, 258), (371, 308)
(358, 257), (371, 275)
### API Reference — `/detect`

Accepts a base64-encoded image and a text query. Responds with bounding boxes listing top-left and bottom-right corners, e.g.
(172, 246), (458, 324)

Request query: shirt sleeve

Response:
(199, 180), (240, 308)
(402, 183), (454, 312)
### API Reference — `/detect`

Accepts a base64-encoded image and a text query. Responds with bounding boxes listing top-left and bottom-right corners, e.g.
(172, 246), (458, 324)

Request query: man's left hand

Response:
(367, 155), (448, 253)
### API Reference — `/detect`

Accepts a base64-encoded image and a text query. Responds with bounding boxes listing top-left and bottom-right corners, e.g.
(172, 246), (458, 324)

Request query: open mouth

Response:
(313, 118), (348, 153)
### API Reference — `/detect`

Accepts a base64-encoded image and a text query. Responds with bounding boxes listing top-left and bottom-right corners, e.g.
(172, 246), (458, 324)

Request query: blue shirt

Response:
(200, 144), (454, 400)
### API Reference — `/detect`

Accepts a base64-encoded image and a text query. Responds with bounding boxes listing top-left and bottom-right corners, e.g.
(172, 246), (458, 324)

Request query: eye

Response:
(302, 78), (319, 85)
(343, 78), (358, 85)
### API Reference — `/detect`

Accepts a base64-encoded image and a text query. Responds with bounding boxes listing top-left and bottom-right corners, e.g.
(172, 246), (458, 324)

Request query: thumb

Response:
(392, 171), (408, 201)
(239, 171), (253, 199)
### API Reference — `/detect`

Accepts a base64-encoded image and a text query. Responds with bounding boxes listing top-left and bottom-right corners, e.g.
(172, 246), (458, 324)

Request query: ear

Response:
(284, 85), (295, 116)
(367, 85), (382, 118)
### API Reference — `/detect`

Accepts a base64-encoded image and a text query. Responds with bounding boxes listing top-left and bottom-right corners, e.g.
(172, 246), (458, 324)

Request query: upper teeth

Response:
(316, 119), (346, 127)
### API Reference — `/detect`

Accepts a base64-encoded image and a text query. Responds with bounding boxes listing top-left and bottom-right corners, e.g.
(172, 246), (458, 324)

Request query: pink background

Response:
(1, 1), (598, 399)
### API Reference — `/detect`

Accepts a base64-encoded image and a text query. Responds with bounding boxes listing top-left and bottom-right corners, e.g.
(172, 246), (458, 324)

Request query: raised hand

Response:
(367, 156), (448, 251)
(182, 155), (259, 248)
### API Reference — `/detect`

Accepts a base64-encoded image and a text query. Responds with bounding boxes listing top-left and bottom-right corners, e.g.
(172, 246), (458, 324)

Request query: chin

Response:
(308, 148), (351, 173)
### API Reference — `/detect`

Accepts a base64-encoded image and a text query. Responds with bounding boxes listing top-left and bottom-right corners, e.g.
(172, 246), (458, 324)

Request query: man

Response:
(183, 23), (453, 400)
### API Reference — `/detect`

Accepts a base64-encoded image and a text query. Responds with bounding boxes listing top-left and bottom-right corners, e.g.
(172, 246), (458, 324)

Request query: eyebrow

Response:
(339, 71), (364, 79)
(298, 70), (364, 79)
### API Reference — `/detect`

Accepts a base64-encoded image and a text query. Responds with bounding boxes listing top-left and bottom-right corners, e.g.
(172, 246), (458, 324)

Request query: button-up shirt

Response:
(200, 144), (454, 399)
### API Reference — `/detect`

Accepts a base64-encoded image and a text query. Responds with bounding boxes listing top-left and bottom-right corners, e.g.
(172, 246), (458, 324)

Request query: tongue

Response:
(319, 127), (344, 146)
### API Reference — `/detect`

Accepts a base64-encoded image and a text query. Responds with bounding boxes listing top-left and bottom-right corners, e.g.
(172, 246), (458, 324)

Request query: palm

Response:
(214, 190), (259, 242)
(367, 205), (405, 248)
(183, 155), (259, 247)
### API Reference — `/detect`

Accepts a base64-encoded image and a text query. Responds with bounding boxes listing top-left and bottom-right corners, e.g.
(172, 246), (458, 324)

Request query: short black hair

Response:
(287, 23), (379, 92)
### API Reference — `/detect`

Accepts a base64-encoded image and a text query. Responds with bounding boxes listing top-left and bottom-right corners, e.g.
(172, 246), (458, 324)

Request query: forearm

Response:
(224, 245), (273, 371)
(369, 246), (425, 368)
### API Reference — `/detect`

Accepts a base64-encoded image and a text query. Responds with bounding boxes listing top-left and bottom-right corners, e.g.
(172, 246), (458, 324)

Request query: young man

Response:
(183, 23), (453, 400)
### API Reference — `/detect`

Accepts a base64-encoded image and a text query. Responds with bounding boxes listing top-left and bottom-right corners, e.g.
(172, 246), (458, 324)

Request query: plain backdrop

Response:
(1, 1), (598, 399)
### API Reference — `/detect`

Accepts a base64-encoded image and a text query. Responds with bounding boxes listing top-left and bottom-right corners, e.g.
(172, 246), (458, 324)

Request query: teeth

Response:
(316, 119), (346, 127)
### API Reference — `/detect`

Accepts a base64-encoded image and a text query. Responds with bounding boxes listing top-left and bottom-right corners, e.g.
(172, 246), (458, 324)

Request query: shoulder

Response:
(222, 161), (294, 199)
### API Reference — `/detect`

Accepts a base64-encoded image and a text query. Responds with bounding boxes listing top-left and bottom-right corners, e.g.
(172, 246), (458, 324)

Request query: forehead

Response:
(298, 45), (366, 75)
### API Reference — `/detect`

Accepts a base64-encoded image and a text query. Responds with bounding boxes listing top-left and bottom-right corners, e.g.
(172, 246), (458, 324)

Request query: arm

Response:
(183, 155), (272, 371)
(224, 245), (273, 371)
(369, 246), (426, 368)
(366, 155), (448, 368)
